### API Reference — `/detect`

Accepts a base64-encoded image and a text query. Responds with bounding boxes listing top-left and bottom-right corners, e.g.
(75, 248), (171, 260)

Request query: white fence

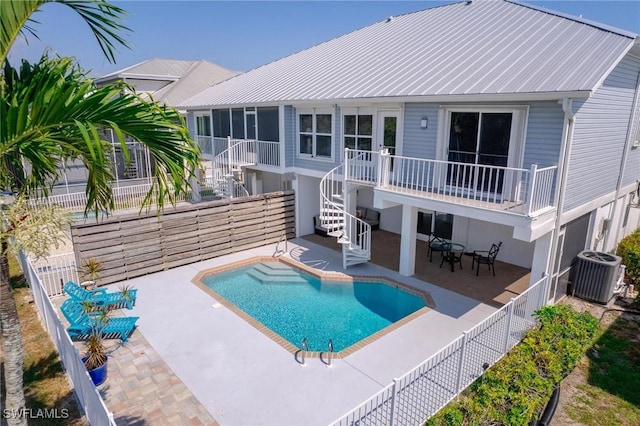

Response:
(17, 251), (116, 426)
(330, 275), (549, 426)
(32, 182), (193, 214)
(30, 252), (78, 297)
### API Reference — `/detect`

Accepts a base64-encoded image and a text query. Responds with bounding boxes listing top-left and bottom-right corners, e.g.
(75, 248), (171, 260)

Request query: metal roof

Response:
(95, 59), (239, 107)
(179, 0), (637, 109)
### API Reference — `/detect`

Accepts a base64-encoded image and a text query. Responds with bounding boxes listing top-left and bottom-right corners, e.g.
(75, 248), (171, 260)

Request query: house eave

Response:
(180, 90), (592, 110)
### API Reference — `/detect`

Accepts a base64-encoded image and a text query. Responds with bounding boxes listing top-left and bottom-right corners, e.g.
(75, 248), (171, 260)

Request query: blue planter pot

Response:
(82, 357), (108, 386)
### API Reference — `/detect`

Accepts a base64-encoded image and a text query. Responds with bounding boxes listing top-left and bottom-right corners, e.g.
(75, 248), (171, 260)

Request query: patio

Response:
(71, 237), (503, 425)
(303, 229), (532, 308)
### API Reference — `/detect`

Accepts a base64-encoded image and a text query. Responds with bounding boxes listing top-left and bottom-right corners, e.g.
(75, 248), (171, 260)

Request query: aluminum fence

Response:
(32, 182), (193, 214)
(330, 275), (549, 426)
(17, 251), (116, 426)
(30, 252), (78, 297)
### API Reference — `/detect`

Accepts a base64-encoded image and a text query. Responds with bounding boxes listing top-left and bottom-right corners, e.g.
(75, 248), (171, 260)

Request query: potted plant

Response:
(79, 257), (103, 289)
(80, 302), (109, 386)
(118, 283), (137, 309)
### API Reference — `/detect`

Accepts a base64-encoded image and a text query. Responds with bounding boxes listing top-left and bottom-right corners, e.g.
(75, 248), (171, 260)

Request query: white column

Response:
(531, 230), (553, 286)
(399, 204), (418, 276)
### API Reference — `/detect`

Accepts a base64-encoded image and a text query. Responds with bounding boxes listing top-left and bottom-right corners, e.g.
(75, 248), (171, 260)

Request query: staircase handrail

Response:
(210, 138), (250, 198)
(319, 152), (371, 267)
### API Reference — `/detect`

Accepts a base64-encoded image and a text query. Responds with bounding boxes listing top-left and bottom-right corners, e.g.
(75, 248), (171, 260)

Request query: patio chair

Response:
(471, 242), (502, 276)
(60, 299), (139, 342)
(428, 235), (449, 262)
(64, 281), (137, 310)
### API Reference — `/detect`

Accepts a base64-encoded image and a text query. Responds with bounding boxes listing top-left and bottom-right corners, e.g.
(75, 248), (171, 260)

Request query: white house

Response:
(178, 0), (640, 303)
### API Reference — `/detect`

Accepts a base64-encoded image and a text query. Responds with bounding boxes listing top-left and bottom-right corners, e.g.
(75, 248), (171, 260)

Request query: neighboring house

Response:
(179, 0), (640, 301)
(53, 58), (238, 192)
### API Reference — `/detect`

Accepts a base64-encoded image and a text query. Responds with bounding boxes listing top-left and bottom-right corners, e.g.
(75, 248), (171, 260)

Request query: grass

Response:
(3, 252), (86, 426)
(563, 312), (640, 426)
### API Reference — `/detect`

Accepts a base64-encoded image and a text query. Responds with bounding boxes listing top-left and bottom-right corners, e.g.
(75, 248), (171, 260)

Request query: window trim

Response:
(437, 105), (528, 169)
(296, 107), (334, 161)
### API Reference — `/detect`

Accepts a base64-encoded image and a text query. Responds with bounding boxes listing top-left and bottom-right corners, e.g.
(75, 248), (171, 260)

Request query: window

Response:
(417, 211), (453, 239)
(444, 107), (526, 195)
(298, 109), (333, 159)
(195, 114), (211, 137)
(343, 114), (373, 151)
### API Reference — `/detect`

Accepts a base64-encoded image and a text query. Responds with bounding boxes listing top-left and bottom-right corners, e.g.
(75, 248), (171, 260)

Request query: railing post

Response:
(504, 298), (515, 352)
(389, 377), (400, 426)
(456, 331), (468, 394)
(526, 164), (538, 216)
(344, 148), (350, 181)
(378, 148), (389, 188)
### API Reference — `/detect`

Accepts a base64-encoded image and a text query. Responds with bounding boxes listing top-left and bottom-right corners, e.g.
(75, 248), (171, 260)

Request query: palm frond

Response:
(1, 0), (130, 65)
(1, 55), (201, 216)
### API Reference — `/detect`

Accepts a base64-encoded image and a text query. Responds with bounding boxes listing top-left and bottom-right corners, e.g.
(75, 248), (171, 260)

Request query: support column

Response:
(399, 204), (418, 276)
(531, 230), (553, 286)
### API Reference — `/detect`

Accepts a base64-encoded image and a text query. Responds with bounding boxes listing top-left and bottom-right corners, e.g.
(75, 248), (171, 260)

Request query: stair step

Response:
(247, 269), (307, 284)
(253, 262), (300, 276)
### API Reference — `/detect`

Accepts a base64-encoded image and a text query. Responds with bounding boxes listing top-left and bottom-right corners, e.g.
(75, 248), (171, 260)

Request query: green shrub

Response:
(425, 304), (599, 426)
(617, 228), (640, 288)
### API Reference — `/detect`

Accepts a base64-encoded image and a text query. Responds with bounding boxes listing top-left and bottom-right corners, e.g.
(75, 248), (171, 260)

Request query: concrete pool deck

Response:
(102, 238), (497, 425)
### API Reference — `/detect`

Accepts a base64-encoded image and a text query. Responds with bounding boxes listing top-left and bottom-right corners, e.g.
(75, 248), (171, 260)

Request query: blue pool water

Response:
(201, 261), (426, 352)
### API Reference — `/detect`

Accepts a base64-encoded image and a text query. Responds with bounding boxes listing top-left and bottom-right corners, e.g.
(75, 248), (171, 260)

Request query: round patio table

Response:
(440, 242), (465, 272)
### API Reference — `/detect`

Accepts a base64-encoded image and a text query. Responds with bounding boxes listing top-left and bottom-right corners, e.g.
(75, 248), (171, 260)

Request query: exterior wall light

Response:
(420, 117), (428, 129)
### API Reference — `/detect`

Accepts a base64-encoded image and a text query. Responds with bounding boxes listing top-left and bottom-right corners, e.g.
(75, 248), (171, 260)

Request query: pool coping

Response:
(191, 255), (433, 359)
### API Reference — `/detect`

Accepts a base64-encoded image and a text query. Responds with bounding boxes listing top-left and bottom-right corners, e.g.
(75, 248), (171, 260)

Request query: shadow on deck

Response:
(303, 230), (531, 309)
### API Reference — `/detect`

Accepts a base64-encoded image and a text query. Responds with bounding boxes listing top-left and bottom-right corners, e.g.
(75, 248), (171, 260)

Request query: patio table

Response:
(439, 242), (465, 272)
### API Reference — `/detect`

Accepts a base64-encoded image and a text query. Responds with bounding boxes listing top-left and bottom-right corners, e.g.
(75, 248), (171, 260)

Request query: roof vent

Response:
(386, 16), (393, 23)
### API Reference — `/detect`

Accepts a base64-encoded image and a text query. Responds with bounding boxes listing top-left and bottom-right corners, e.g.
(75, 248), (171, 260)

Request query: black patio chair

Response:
(428, 235), (448, 262)
(471, 242), (502, 276)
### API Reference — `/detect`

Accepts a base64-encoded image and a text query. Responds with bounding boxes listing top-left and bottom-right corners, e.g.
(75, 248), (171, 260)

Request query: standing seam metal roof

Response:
(178, 0), (637, 109)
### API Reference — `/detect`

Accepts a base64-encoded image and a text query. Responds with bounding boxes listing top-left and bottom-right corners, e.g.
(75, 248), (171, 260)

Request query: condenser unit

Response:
(572, 250), (622, 304)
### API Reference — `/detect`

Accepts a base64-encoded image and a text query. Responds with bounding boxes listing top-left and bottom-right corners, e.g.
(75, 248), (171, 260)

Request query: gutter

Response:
(603, 67), (640, 250)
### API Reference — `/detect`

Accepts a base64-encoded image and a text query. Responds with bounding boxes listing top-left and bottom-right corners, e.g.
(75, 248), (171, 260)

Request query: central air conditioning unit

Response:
(572, 250), (622, 304)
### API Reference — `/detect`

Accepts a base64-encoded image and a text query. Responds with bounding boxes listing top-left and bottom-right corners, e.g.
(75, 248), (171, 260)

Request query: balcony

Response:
(344, 149), (557, 219)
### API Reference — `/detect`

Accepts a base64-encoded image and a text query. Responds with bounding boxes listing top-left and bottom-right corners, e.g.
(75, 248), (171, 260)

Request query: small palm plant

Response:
(80, 302), (109, 372)
(80, 258), (103, 285)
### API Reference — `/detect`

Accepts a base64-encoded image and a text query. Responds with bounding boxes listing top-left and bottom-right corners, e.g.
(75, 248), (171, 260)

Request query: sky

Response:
(7, 0), (640, 78)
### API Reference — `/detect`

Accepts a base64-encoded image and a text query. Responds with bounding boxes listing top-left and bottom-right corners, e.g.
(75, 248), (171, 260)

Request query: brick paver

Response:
(95, 331), (219, 425)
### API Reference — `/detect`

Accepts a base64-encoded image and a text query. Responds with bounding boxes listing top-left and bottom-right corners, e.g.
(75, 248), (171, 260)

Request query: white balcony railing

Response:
(344, 149), (557, 217)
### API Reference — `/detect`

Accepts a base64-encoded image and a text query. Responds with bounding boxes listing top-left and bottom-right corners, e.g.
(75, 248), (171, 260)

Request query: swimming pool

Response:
(196, 259), (427, 353)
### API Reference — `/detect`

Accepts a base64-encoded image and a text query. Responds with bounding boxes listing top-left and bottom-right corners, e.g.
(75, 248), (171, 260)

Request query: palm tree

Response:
(1, 2), (200, 424)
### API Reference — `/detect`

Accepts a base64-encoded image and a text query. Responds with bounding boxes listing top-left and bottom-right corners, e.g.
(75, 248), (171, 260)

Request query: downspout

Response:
(603, 66), (640, 250)
(546, 98), (575, 285)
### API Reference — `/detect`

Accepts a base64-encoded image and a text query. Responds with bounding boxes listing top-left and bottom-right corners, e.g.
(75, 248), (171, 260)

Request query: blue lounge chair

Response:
(64, 281), (137, 310)
(60, 299), (139, 342)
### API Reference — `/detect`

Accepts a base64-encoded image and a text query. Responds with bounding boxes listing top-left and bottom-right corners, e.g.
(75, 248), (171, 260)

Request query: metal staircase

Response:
(210, 138), (252, 198)
(320, 163), (371, 269)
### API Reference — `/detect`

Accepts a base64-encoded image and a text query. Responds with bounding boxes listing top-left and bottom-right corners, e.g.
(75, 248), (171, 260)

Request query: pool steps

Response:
(248, 262), (308, 284)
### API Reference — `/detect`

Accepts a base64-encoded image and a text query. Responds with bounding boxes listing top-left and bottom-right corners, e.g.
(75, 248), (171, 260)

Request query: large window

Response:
(417, 211), (453, 239)
(343, 114), (373, 151)
(298, 109), (333, 159)
(445, 108), (525, 194)
(211, 107), (279, 142)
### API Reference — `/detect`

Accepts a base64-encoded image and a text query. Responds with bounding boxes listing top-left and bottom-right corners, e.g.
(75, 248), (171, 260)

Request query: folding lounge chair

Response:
(64, 281), (137, 309)
(60, 299), (139, 342)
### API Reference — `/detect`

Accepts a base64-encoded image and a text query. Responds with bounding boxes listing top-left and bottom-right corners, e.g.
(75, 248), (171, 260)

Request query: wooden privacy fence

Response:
(70, 191), (295, 285)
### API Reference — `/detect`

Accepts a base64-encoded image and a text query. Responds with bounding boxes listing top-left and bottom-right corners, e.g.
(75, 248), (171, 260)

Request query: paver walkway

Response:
(98, 332), (218, 425)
